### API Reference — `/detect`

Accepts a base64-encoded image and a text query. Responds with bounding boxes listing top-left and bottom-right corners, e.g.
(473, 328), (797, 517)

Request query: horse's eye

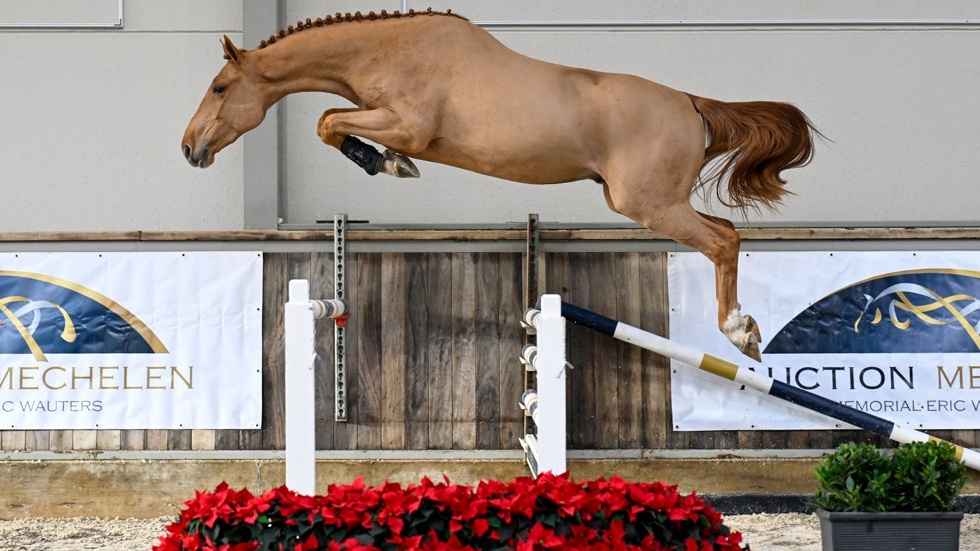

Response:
(212, 85), (226, 94)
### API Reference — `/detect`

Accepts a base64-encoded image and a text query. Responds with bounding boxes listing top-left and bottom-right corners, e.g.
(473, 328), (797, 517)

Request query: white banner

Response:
(0, 252), (262, 429)
(668, 251), (980, 431)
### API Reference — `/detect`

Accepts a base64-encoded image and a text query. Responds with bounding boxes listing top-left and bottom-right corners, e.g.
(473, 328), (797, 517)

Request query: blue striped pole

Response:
(535, 298), (980, 471)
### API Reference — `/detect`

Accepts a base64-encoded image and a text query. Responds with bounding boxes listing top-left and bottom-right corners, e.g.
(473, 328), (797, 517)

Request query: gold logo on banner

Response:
(0, 271), (169, 360)
(0, 296), (76, 362)
(854, 283), (980, 351)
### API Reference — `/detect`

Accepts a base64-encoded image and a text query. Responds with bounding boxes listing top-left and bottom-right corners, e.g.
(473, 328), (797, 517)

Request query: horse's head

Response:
(182, 36), (268, 168)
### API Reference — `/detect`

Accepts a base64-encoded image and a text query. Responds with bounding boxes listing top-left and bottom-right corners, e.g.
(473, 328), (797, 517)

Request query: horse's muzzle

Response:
(183, 143), (211, 168)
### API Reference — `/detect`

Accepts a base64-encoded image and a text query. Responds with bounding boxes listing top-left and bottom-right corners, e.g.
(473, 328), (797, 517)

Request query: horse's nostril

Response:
(183, 144), (192, 160)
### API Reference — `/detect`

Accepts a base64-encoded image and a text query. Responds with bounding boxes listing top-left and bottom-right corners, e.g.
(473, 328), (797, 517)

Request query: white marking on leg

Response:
(723, 308), (743, 335)
(723, 308), (758, 348)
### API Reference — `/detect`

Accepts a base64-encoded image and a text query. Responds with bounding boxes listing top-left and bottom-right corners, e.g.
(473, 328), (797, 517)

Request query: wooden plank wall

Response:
(1, 251), (976, 453)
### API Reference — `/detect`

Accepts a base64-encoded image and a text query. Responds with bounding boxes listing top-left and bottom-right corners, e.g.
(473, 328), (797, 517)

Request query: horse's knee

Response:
(317, 115), (345, 145)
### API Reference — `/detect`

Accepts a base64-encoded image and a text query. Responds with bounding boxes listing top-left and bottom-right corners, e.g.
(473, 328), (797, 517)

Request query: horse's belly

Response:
(420, 138), (596, 185)
(420, 94), (602, 184)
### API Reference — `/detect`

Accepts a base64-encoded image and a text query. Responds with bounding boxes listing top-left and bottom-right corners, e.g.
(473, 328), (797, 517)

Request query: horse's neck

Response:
(252, 27), (366, 104)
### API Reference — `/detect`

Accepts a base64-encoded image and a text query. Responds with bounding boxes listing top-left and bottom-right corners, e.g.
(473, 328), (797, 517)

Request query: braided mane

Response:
(249, 8), (467, 52)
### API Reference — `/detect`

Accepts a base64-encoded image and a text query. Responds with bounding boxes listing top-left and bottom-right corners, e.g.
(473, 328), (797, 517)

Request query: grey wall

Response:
(2, 2), (979, 231)
(0, 1), (244, 231)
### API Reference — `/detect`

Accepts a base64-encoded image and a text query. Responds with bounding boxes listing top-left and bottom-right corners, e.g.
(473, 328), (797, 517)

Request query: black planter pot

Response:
(815, 508), (963, 551)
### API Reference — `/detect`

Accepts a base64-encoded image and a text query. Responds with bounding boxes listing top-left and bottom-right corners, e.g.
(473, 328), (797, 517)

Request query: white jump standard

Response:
(525, 295), (980, 472)
(284, 279), (351, 495)
(519, 295), (568, 478)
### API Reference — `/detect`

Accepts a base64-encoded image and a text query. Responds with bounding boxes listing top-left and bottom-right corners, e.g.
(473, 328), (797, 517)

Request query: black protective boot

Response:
(340, 136), (384, 175)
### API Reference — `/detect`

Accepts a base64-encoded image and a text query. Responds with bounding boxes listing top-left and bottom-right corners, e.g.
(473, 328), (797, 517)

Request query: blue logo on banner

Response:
(0, 271), (168, 361)
(764, 270), (980, 354)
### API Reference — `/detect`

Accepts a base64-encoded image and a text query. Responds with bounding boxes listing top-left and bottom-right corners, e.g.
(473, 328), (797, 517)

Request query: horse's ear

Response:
(221, 35), (242, 64)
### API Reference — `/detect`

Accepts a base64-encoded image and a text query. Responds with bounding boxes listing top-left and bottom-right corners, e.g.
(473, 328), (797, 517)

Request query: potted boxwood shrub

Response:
(814, 440), (968, 551)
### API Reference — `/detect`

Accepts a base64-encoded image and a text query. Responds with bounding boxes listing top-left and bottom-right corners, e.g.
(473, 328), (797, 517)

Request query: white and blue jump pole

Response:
(526, 294), (980, 471)
(284, 279), (350, 495)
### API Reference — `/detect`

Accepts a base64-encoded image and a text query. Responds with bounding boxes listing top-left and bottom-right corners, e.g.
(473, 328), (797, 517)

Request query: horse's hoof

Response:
(382, 149), (420, 178)
(743, 314), (762, 345)
(739, 338), (762, 363)
(724, 309), (763, 362)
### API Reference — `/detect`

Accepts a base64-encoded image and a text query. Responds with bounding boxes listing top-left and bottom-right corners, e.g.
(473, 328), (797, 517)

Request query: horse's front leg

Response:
(317, 107), (431, 178)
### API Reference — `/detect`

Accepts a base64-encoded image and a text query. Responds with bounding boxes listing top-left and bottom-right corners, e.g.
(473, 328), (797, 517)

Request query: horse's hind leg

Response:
(603, 184), (762, 361)
(695, 211), (762, 358)
(317, 107), (431, 178)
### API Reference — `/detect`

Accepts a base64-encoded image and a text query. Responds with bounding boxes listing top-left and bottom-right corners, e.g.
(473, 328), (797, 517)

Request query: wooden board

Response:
(475, 253), (502, 449)
(333, 252), (359, 450)
(380, 253), (407, 449)
(6, 227), (980, 243)
(258, 253), (289, 450)
(426, 253), (455, 449)
(615, 253), (643, 449)
(404, 253), (429, 449)
(497, 253), (525, 449)
(590, 253), (620, 449)
(9, 456), (964, 519)
(640, 253), (672, 450)
(451, 253), (477, 449)
(355, 253), (383, 449)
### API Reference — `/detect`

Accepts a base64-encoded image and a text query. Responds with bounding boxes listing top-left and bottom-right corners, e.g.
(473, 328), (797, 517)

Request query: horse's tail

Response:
(686, 94), (820, 213)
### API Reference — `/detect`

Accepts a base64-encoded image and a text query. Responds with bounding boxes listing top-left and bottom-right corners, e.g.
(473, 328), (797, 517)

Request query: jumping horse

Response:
(182, 9), (819, 361)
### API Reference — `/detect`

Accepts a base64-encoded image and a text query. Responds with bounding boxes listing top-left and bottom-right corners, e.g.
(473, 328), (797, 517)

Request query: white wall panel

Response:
(124, 1), (242, 32)
(0, 0), (119, 26)
(0, 33), (244, 231)
(0, 1), (244, 231)
(286, 0), (403, 22)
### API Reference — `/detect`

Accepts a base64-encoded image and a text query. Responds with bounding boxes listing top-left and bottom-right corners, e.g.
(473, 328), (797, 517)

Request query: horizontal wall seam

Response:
(0, 29), (240, 33)
(475, 19), (980, 30)
(2, 228), (980, 242)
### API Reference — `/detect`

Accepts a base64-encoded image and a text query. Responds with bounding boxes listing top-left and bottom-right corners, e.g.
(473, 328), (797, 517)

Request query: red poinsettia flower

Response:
(519, 524), (564, 550)
(471, 517), (490, 537)
(294, 533), (319, 551)
(232, 494), (273, 524)
(389, 532), (426, 549)
(186, 482), (236, 528)
(159, 474), (747, 551)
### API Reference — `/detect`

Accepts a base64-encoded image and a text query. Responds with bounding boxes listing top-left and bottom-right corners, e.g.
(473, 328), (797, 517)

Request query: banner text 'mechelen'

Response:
(0, 365), (193, 390)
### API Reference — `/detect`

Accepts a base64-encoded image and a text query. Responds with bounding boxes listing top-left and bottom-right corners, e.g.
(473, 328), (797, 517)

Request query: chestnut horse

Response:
(182, 10), (818, 361)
